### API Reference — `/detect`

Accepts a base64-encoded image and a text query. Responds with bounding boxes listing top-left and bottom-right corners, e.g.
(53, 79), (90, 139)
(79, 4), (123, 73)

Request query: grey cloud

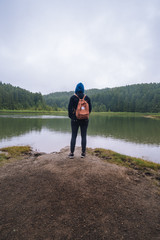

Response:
(0, 0), (160, 93)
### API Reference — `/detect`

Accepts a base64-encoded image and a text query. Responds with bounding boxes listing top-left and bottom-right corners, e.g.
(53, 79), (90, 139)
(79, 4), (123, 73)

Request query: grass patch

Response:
(0, 110), (68, 115)
(0, 153), (8, 163)
(88, 148), (160, 171)
(144, 114), (160, 120)
(0, 146), (32, 166)
(0, 146), (31, 157)
(90, 112), (144, 118)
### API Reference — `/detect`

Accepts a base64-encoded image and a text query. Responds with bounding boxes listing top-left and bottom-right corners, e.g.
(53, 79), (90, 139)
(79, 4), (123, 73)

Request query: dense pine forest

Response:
(0, 82), (160, 112)
(44, 83), (160, 113)
(0, 82), (47, 110)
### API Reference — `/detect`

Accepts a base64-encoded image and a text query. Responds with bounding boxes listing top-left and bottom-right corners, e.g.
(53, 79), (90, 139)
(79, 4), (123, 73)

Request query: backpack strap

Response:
(83, 95), (86, 100)
(74, 93), (86, 100)
(74, 93), (79, 99)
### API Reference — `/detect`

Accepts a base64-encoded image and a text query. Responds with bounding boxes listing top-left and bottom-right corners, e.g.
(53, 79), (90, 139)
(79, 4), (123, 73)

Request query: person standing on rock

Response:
(68, 82), (92, 158)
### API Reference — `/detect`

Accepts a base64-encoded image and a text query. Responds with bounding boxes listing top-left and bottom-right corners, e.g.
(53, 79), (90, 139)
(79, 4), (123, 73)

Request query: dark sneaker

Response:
(81, 152), (85, 158)
(68, 153), (74, 159)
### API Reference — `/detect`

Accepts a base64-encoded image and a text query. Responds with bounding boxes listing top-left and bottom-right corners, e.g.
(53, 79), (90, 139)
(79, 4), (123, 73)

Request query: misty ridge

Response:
(0, 81), (160, 113)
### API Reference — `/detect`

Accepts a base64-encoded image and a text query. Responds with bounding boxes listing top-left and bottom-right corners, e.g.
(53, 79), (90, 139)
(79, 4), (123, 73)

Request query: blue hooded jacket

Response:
(75, 82), (84, 94)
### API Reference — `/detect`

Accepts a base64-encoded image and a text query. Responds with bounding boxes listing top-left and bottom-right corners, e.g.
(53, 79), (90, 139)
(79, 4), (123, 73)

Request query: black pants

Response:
(70, 119), (89, 153)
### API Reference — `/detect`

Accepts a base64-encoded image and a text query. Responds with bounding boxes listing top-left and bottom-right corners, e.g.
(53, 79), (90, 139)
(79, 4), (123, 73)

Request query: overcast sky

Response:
(0, 0), (160, 94)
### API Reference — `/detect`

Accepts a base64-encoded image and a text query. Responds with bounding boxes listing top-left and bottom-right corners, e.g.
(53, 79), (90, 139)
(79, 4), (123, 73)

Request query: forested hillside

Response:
(0, 82), (47, 110)
(1, 82), (160, 112)
(44, 83), (160, 113)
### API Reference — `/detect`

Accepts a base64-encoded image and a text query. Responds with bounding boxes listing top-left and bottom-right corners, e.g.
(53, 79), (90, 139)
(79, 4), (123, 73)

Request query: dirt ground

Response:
(0, 147), (160, 240)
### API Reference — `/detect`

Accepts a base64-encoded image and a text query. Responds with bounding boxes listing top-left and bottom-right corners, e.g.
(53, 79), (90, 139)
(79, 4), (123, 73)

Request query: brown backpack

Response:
(75, 94), (89, 119)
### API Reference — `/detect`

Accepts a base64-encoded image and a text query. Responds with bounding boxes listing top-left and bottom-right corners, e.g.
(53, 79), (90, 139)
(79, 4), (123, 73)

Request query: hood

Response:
(75, 82), (84, 94)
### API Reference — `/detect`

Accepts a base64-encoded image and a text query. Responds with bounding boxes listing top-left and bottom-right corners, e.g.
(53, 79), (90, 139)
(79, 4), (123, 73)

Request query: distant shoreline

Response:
(0, 110), (160, 119)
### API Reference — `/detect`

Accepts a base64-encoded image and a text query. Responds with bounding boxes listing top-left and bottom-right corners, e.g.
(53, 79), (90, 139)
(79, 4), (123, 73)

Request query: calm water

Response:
(0, 113), (160, 163)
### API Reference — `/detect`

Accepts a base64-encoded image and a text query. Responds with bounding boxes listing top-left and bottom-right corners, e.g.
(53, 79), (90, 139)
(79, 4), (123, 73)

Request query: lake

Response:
(0, 113), (160, 163)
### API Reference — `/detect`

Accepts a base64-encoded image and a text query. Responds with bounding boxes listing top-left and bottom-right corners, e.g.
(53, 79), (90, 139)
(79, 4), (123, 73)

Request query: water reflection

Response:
(1, 114), (160, 144)
(88, 115), (160, 144)
(0, 116), (70, 140)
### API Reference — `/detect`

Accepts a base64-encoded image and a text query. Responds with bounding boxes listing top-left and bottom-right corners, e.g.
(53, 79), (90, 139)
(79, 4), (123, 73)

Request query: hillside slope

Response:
(44, 83), (160, 112)
(0, 82), (46, 110)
